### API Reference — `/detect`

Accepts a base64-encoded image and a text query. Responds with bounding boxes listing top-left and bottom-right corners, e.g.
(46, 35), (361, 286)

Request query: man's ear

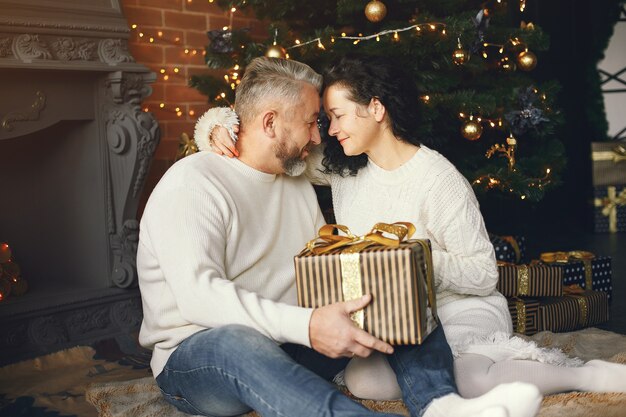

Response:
(369, 97), (386, 123)
(262, 111), (278, 138)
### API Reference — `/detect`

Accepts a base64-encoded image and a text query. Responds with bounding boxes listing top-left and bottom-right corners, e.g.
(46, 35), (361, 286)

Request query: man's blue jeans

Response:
(156, 324), (456, 417)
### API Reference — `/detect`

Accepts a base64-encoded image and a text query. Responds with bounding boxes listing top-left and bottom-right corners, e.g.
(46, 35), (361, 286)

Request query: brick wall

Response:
(119, 0), (266, 214)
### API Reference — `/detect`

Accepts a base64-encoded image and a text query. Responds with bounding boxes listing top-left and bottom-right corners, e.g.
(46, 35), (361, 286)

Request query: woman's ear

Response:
(369, 97), (386, 123)
(262, 110), (277, 138)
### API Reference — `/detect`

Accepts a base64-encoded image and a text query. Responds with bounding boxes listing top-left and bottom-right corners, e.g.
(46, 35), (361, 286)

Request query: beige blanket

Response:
(2, 328), (626, 417)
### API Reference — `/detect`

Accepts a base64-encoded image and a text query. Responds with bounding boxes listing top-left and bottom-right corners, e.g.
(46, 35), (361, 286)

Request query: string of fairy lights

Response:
(129, 0), (550, 199)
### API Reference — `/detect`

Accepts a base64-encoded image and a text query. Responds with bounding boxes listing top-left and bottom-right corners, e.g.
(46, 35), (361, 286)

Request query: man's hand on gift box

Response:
(309, 294), (394, 359)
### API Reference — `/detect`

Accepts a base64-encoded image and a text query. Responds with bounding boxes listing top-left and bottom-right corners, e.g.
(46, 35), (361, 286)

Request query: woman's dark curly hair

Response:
(321, 55), (422, 176)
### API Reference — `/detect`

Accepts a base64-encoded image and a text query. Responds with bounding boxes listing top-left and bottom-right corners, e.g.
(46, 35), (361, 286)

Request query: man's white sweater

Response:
(137, 152), (325, 377)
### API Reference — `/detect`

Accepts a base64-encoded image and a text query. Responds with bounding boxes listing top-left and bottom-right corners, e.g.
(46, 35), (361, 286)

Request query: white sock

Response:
(423, 383), (541, 417)
(579, 360), (626, 393)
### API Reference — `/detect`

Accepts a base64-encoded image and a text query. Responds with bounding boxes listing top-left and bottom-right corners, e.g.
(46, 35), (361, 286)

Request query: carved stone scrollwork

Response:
(52, 37), (97, 61)
(0, 37), (12, 57)
(1, 90), (46, 131)
(104, 71), (160, 289)
(110, 298), (143, 329)
(0, 323), (27, 350)
(28, 316), (69, 347)
(98, 39), (134, 66)
(110, 220), (139, 288)
(13, 34), (52, 62)
(65, 307), (111, 336)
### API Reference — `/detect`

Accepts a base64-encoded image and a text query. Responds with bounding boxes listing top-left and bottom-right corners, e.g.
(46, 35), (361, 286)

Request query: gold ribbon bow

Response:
(305, 222), (437, 329)
(592, 144), (626, 164)
(540, 250), (595, 289)
(594, 186), (626, 233)
(306, 222), (416, 255)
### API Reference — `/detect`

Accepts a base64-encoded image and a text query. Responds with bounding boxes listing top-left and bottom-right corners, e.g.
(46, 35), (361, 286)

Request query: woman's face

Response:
(323, 84), (380, 156)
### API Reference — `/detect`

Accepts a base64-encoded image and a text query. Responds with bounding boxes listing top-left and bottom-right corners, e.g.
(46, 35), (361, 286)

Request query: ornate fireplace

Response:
(0, 0), (159, 363)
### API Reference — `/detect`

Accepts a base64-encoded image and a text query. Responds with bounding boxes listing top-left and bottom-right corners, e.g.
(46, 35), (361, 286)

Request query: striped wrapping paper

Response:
(497, 263), (563, 297)
(294, 240), (436, 345)
(507, 298), (540, 335)
(538, 290), (609, 333)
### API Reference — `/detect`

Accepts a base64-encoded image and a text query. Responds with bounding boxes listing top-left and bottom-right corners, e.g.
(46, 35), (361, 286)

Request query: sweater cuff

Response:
(280, 305), (314, 348)
(194, 107), (239, 151)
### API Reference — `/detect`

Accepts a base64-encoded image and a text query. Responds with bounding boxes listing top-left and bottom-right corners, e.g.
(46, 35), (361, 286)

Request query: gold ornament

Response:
(0, 243), (11, 263)
(517, 50), (537, 71)
(365, 0), (387, 23)
(265, 44), (287, 59)
(452, 48), (469, 65)
(461, 120), (483, 141)
(452, 37), (469, 65)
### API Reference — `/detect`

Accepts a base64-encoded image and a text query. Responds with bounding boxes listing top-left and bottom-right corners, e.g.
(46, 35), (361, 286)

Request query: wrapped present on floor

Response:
(490, 234), (527, 264)
(538, 287), (610, 333)
(593, 185), (626, 233)
(540, 251), (613, 301)
(507, 298), (540, 336)
(591, 141), (626, 187)
(295, 222), (438, 345)
(497, 261), (563, 297)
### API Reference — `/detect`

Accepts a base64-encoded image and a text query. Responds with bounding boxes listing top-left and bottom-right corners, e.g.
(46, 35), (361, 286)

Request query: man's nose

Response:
(311, 126), (322, 145)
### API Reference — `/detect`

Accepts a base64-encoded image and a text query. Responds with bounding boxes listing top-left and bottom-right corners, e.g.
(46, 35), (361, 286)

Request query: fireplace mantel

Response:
(0, 0), (159, 363)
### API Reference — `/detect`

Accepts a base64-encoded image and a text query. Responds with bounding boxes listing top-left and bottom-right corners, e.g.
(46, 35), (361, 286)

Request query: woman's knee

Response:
(344, 353), (402, 401)
(454, 354), (497, 398)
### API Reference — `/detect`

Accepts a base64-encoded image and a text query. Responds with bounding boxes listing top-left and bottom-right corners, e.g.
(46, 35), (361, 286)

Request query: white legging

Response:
(343, 351), (626, 400)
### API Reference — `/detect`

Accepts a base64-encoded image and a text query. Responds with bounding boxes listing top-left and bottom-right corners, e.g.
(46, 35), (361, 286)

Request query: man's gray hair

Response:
(235, 57), (322, 125)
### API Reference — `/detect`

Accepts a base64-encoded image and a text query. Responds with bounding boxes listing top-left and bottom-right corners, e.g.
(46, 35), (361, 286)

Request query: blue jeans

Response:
(156, 324), (455, 417)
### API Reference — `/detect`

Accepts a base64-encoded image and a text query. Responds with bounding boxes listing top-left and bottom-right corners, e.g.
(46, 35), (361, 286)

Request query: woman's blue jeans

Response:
(156, 324), (456, 417)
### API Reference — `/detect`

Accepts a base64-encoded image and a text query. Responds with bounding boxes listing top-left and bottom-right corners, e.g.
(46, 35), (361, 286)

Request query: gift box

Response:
(593, 185), (626, 233)
(490, 234), (527, 264)
(507, 298), (540, 336)
(295, 223), (437, 345)
(497, 262), (563, 297)
(591, 141), (626, 186)
(539, 251), (613, 301)
(538, 289), (609, 333)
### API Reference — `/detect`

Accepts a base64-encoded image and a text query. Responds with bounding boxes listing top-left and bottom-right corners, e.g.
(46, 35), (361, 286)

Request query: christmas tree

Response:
(190, 0), (565, 203)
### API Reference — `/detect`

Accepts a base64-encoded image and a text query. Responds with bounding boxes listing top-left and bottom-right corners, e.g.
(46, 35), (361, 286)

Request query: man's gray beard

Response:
(274, 134), (307, 177)
(282, 158), (307, 177)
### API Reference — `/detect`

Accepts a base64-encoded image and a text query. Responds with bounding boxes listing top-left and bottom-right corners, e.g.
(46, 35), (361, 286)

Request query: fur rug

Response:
(1, 328), (626, 417)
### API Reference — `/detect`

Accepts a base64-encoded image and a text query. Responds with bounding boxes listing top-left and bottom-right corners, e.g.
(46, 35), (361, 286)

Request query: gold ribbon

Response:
(497, 261), (532, 296)
(594, 186), (626, 233)
(305, 222), (438, 329)
(564, 285), (589, 327)
(514, 298), (527, 334)
(591, 144), (626, 164)
(540, 250), (595, 289)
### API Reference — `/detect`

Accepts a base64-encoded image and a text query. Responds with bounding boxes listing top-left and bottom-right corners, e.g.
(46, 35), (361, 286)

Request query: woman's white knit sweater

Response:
(137, 152), (325, 377)
(304, 145), (516, 353)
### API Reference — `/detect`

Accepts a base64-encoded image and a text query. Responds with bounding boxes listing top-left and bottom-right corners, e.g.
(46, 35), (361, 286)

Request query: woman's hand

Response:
(210, 124), (239, 157)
